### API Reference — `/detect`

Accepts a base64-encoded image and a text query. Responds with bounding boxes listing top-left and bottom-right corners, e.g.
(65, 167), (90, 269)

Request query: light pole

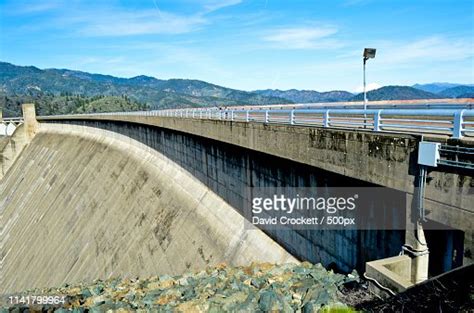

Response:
(363, 48), (376, 110)
(363, 48), (376, 128)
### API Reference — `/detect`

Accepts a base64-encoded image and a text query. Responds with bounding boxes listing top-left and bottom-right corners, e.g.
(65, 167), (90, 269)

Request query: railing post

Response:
(323, 110), (330, 127)
(231, 110), (234, 121)
(373, 110), (381, 131)
(265, 110), (269, 123)
(246, 110), (250, 122)
(290, 110), (295, 125)
(453, 109), (465, 139)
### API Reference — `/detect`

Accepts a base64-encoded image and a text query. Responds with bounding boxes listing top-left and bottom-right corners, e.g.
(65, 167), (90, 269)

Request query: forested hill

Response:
(0, 62), (289, 115)
(350, 86), (440, 101)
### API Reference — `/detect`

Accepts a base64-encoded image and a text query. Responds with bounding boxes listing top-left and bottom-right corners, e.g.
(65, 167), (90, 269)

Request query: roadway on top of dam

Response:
(36, 98), (474, 140)
(2, 98), (473, 139)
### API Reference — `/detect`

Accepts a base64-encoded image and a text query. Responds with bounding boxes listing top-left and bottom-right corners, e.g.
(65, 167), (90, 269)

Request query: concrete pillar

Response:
(410, 222), (429, 283)
(0, 109), (3, 122)
(404, 194), (429, 284)
(403, 217), (429, 284)
(22, 103), (39, 140)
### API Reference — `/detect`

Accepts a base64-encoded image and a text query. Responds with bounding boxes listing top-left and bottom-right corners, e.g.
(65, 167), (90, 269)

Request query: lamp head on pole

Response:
(363, 48), (376, 61)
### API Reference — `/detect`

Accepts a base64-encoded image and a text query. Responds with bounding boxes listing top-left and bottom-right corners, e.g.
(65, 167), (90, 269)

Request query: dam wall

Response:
(0, 123), (296, 294)
(49, 120), (406, 274)
(43, 115), (473, 272)
(0, 125), (30, 180)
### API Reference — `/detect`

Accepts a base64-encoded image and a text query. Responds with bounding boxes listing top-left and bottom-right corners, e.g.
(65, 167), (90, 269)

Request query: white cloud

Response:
(14, 1), (239, 37)
(5, 0), (61, 14)
(21, 2), (59, 13)
(53, 0), (244, 37)
(376, 36), (473, 67)
(202, 0), (242, 12)
(75, 10), (207, 36)
(263, 26), (340, 49)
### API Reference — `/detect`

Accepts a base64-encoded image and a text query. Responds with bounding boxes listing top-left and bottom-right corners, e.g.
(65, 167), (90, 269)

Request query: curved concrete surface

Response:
(0, 123), (296, 294)
(0, 125), (30, 181)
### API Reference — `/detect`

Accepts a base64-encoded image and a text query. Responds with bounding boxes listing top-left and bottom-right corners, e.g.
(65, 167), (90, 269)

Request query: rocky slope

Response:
(2, 262), (360, 312)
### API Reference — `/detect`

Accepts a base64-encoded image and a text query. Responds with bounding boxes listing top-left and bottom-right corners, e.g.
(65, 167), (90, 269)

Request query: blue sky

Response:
(0, 0), (473, 91)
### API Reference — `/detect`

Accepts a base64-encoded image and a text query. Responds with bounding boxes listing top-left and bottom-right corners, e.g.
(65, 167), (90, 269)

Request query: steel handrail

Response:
(37, 107), (474, 139)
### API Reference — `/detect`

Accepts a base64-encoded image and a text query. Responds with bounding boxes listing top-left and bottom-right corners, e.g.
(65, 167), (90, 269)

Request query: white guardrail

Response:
(1, 118), (23, 136)
(54, 107), (474, 139)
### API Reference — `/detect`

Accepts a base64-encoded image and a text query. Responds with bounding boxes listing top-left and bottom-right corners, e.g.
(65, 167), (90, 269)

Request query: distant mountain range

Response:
(353, 84), (474, 101)
(0, 62), (290, 110)
(253, 89), (354, 103)
(350, 86), (441, 101)
(0, 61), (472, 116)
(254, 85), (474, 103)
(437, 85), (474, 98)
(412, 83), (464, 94)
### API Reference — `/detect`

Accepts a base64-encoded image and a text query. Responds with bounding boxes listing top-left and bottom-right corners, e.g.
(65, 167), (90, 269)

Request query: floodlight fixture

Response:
(363, 48), (376, 60)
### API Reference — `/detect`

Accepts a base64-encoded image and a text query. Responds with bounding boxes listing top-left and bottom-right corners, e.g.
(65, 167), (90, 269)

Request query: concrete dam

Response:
(1, 103), (473, 296)
(0, 115), (295, 294)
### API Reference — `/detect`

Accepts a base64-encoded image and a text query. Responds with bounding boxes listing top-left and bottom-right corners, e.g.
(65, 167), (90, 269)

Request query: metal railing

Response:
(2, 117), (24, 122)
(0, 118), (24, 136)
(47, 107), (474, 139)
(438, 145), (474, 169)
(209, 101), (474, 111)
